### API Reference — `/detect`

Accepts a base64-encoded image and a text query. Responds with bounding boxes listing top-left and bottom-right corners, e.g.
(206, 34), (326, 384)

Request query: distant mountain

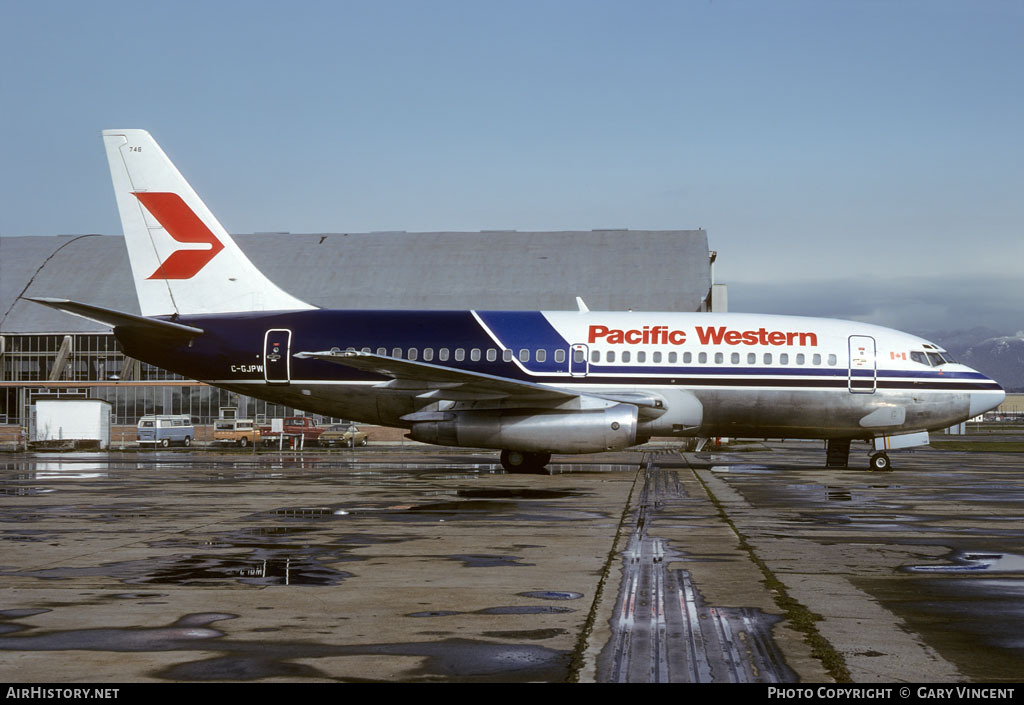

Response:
(921, 328), (1024, 392)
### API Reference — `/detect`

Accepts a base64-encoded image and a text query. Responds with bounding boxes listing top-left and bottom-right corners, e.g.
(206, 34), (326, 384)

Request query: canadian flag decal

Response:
(133, 192), (225, 279)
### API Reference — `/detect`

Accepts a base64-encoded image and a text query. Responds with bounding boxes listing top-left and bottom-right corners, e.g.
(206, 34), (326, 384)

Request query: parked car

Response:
(258, 416), (324, 447)
(319, 424), (368, 448)
(137, 415), (194, 448)
(213, 417), (260, 447)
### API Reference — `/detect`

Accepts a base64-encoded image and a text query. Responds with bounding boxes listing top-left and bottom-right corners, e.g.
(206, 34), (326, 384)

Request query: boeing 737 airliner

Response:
(30, 130), (1006, 472)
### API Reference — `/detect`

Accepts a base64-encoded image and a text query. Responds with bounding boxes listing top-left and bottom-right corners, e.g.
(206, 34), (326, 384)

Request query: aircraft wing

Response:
(295, 349), (580, 403)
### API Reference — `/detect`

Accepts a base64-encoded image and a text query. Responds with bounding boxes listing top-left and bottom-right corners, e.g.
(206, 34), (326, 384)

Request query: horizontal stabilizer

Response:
(25, 297), (204, 337)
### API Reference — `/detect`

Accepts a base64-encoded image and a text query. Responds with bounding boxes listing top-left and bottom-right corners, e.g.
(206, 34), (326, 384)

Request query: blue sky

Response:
(2, 1), (1021, 331)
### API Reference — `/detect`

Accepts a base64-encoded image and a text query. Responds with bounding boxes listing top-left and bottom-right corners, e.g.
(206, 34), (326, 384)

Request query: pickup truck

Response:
(258, 417), (324, 447)
(213, 417), (260, 447)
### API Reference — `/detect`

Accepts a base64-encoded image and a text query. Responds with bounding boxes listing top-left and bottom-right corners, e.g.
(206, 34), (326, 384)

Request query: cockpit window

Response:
(911, 350), (952, 367)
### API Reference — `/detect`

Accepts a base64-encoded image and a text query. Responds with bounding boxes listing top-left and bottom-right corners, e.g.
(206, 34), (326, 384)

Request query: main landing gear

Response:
(869, 452), (892, 472)
(499, 449), (551, 474)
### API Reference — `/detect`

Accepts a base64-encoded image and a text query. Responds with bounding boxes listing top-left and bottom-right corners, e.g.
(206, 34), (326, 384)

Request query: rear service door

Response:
(848, 335), (876, 393)
(264, 329), (292, 384)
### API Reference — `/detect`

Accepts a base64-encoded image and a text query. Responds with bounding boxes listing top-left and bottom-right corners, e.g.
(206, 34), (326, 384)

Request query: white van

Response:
(137, 415), (194, 448)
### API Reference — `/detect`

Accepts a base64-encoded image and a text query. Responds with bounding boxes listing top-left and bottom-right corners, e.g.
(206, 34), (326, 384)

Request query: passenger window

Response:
(503, 349), (513, 362)
(828, 354), (837, 366)
(780, 353), (789, 365)
(652, 351), (662, 363)
(747, 353), (756, 365)
(361, 347), (371, 353)
(715, 352), (724, 364)
(573, 348), (585, 363)
(471, 348), (481, 362)
(637, 351), (646, 363)
(698, 352), (707, 364)
(392, 347), (403, 359)
(796, 353), (805, 365)
(439, 348), (450, 361)
(622, 351), (631, 363)
(813, 354), (821, 365)
(670, 352), (679, 363)
(423, 348), (434, 361)
(536, 349), (547, 363)
(407, 348), (418, 361)
(730, 352), (739, 364)
(591, 350), (600, 363)
(376, 347), (387, 356)
(554, 349), (566, 363)
(764, 353), (772, 364)
(455, 348), (465, 362)
(607, 350), (616, 363)
(486, 349), (496, 362)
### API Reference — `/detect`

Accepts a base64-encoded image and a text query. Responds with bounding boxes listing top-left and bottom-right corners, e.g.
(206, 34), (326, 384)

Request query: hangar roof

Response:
(1, 230), (711, 334)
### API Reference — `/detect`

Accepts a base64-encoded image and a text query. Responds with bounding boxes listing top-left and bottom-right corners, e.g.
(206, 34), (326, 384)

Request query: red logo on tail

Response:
(133, 192), (225, 279)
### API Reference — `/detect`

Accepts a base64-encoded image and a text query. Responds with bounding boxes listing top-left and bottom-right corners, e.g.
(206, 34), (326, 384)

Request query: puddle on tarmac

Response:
(518, 591), (582, 600)
(905, 552), (1024, 573)
(0, 553), (352, 587)
(408, 605), (575, 617)
(446, 554), (533, 568)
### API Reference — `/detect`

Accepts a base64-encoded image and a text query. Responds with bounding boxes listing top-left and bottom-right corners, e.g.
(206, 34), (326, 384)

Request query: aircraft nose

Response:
(969, 380), (1006, 418)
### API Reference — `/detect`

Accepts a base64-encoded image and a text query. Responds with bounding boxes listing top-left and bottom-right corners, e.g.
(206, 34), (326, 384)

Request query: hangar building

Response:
(0, 229), (722, 429)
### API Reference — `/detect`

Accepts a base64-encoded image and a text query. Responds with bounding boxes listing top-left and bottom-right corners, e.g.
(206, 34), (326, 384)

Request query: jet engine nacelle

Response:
(408, 403), (639, 454)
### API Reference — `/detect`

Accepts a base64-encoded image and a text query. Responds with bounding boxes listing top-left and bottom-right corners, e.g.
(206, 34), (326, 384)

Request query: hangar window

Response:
(780, 353), (789, 365)
(471, 348), (481, 362)
(554, 349), (566, 363)
(607, 351), (616, 363)
(715, 352), (724, 364)
(536, 349), (547, 363)
(455, 348), (465, 362)
(486, 349), (496, 362)
(828, 353), (837, 366)
(622, 351), (631, 363)
(392, 348), (403, 359)
(637, 351), (646, 363)
(503, 349), (513, 362)
(423, 348), (434, 362)
(764, 353), (772, 365)
(439, 348), (450, 361)
(407, 348), (418, 361)
(747, 353), (756, 365)
(653, 351), (662, 363)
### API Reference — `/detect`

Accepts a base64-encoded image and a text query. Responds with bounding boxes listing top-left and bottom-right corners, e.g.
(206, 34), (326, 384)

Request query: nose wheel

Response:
(869, 452), (892, 472)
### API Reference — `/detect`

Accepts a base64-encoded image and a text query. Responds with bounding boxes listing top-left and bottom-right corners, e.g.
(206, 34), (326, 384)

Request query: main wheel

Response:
(499, 450), (552, 474)
(869, 452), (892, 471)
(160, 438), (170, 448)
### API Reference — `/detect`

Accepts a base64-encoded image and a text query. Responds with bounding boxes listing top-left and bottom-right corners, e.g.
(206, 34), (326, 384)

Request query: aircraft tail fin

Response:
(101, 129), (315, 317)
